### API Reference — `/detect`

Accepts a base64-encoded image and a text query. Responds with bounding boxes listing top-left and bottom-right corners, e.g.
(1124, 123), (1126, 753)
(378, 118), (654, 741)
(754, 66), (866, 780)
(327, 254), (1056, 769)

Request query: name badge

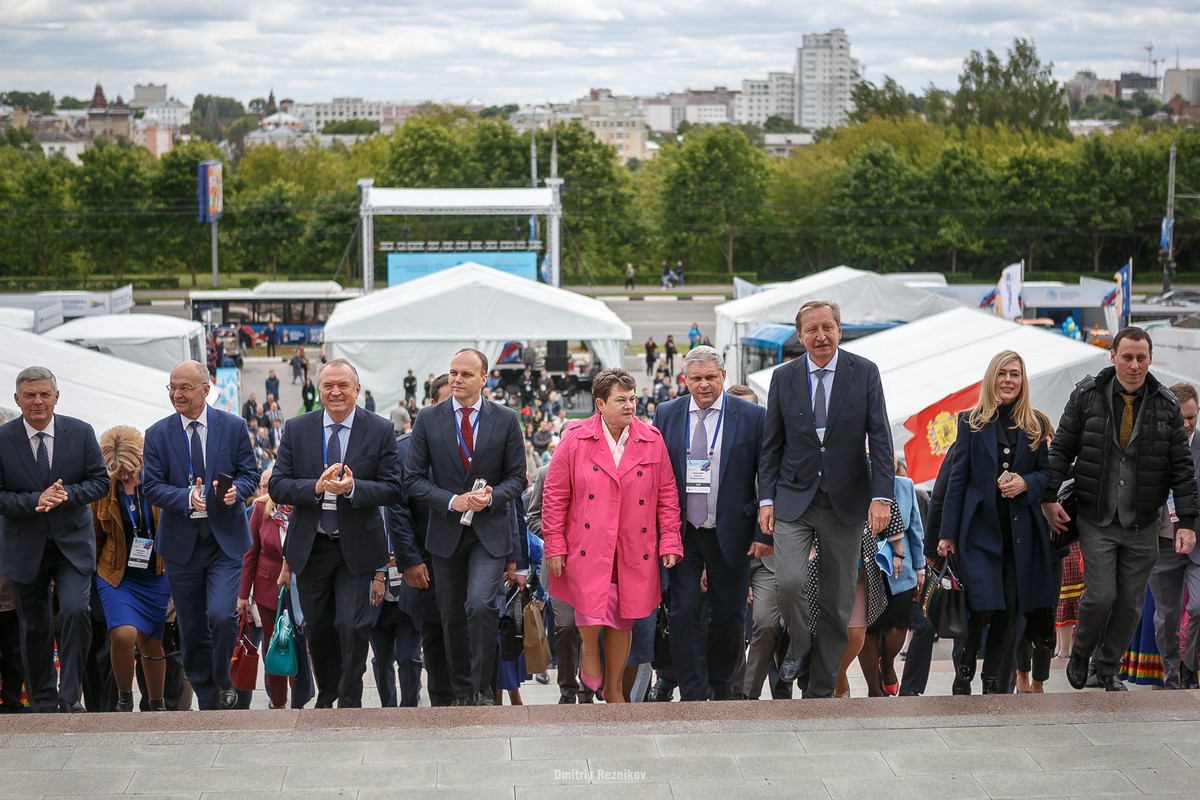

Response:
(128, 537), (154, 569)
(388, 565), (403, 588)
(190, 508), (207, 519)
(1168, 491), (1179, 524)
(685, 459), (712, 494)
(322, 490), (338, 511)
(815, 426), (827, 443)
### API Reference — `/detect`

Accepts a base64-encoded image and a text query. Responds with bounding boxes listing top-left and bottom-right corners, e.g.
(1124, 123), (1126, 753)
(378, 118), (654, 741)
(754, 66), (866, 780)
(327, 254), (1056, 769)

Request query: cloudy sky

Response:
(4, 1), (1198, 107)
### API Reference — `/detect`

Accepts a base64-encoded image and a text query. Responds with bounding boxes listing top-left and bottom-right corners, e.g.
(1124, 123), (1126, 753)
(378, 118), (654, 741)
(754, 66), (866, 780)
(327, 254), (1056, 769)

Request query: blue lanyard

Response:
(183, 420), (201, 485)
(122, 485), (149, 536)
(684, 403), (725, 458)
(455, 406), (481, 463)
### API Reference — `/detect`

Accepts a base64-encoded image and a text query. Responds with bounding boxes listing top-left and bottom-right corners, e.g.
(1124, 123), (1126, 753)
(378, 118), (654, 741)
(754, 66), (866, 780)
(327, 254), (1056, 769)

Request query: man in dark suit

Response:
(142, 360), (259, 710)
(404, 348), (526, 706)
(655, 346), (770, 701)
(1149, 382), (1200, 689)
(269, 359), (402, 708)
(760, 300), (894, 698)
(0, 367), (109, 712)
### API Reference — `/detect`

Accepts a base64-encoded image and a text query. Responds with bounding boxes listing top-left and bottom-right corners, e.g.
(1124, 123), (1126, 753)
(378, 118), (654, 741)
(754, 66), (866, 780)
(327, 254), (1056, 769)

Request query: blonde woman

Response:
(92, 426), (169, 711)
(938, 351), (1056, 695)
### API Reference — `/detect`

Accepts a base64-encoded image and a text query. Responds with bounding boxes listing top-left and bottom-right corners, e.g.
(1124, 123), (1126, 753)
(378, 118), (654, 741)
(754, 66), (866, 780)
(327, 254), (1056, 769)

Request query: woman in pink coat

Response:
(543, 368), (683, 703)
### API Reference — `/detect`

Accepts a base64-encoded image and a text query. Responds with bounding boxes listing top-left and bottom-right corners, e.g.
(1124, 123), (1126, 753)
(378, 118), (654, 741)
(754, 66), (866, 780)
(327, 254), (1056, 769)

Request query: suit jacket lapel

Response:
(170, 414), (191, 484)
(824, 351), (851, 434)
(48, 417), (66, 479)
(471, 401), (495, 476)
(204, 409), (221, 483)
(344, 407), (367, 469)
(795, 356), (816, 438)
(11, 423), (42, 484)
(440, 403), (468, 479)
(718, 396), (737, 490)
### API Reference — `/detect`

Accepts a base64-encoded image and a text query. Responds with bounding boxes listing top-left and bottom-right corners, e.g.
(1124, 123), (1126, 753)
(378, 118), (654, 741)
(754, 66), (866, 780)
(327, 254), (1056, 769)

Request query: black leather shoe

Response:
(473, 690), (495, 706)
(557, 695), (576, 704)
(578, 692), (595, 704)
(59, 700), (86, 713)
(709, 684), (734, 701)
(216, 684), (237, 709)
(115, 691), (134, 712)
(451, 696), (472, 706)
(647, 678), (674, 702)
(980, 676), (1000, 695)
(1065, 654), (1089, 690)
(952, 650), (977, 696)
(779, 657), (802, 684)
(148, 698), (167, 711)
(1101, 674), (1128, 692)
(1182, 665), (1199, 690)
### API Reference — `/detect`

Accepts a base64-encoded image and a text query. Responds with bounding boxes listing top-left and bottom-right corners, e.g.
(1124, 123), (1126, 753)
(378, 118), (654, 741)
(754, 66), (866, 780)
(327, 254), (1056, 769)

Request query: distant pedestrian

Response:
(675, 260), (685, 287)
(660, 261), (673, 290)
(624, 263), (636, 291)
(264, 322), (278, 357)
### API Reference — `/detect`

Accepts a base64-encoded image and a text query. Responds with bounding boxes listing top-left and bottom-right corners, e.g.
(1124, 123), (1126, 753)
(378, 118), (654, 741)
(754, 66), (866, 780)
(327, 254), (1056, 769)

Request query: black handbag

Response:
(499, 585), (525, 661)
(922, 556), (969, 639)
(1050, 479), (1080, 551)
(652, 594), (672, 670)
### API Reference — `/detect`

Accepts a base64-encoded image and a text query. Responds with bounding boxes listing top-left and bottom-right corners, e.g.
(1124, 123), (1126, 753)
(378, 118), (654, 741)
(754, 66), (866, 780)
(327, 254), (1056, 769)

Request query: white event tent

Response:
(715, 266), (961, 384)
(324, 263), (632, 412)
(0, 307), (35, 331)
(747, 306), (1200, 453)
(42, 314), (205, 372)
(0, 327), (196, 432)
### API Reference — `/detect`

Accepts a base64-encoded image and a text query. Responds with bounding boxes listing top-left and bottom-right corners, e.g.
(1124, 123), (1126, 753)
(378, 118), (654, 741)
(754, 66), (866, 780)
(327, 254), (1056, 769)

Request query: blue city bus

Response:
(188, 281), (362, 346)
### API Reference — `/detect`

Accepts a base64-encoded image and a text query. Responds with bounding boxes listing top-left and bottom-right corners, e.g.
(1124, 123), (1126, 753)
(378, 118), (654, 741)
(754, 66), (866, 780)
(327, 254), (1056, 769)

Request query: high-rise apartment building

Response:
(736, 72), (795, 125)
(794, 28), (860, 130)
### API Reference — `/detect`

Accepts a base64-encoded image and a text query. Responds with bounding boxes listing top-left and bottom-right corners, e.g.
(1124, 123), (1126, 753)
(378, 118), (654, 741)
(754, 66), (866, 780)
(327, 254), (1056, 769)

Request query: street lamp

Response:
(1162, 125), (1197, 292)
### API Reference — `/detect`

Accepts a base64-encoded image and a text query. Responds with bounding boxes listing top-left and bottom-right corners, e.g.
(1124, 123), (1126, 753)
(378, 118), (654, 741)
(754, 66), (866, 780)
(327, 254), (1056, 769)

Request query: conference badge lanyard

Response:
(321, 426), (351, 512)
(124, 486), (154, 570)
(684, 404), (724, 495)
(455, 406), (481, 467)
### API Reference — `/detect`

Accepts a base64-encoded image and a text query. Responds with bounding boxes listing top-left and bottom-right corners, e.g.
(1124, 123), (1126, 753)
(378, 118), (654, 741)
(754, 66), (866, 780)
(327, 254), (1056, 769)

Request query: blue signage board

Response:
(386, 252), (537, 285)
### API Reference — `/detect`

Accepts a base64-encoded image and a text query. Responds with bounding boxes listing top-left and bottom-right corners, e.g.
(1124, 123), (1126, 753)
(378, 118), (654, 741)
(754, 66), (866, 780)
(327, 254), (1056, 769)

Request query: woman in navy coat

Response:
(938, 350), (1055, 695)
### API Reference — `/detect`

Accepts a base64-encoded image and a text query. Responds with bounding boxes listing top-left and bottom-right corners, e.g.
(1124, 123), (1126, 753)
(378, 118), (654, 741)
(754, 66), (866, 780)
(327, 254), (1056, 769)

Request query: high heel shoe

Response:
(580, 669), (603, 692)
(148, 697), (167, 711)
(115, 691), (134, 712)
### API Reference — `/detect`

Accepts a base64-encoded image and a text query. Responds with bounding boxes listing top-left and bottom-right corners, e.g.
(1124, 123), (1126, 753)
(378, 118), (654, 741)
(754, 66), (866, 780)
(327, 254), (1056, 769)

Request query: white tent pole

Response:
(358, 179), (375, 294)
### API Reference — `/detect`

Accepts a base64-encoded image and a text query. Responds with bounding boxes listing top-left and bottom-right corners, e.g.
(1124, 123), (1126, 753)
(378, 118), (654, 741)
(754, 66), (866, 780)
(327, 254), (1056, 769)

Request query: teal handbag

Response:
(263, 585), (299, 677)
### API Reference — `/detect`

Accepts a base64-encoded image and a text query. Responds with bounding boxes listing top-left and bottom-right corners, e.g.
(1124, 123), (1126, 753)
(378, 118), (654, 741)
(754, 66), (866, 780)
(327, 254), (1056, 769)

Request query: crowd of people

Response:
(1, 298), (1197, 714)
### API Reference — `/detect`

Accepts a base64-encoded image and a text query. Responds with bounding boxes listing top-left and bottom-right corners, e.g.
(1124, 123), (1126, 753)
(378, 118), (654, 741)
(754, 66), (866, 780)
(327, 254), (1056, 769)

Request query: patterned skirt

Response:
(1056, 542), (1084, 628)
(1119, 586), (1163, 686)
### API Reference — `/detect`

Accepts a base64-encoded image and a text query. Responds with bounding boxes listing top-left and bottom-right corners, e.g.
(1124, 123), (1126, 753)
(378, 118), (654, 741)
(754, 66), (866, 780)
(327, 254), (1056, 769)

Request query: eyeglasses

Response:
(166, 384), (204, 393)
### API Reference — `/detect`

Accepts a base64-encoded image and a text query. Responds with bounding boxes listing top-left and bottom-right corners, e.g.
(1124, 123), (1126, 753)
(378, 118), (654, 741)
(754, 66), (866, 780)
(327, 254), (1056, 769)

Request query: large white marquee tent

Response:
(42, 313), (205, 372)
(324, 263), (632, 412)
(747, 306), (1200, 453)
(715, 266), (961, 384)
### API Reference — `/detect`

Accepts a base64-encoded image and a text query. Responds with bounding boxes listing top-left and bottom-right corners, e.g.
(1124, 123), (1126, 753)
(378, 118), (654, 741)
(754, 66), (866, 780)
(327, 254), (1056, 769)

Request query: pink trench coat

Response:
(541, 414), (684, 620)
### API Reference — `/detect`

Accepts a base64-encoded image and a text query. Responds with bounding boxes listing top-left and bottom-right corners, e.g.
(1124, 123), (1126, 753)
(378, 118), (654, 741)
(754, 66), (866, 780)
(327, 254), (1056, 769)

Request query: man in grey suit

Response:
(1149, 382), (1200, 689)
(403, 348), (526, 706)
(0, 367), (109, 712)
(760, 300), (894, 698)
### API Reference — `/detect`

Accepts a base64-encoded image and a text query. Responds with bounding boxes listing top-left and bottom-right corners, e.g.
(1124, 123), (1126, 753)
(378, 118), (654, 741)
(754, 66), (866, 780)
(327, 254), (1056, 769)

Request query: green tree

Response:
(149, 140), (224, 287)
(0, 90), (56, 114)
(322, 119), (380, 135)
(995, 144), (1077, 271)
(56, 96), (88, 110)
(75, 138), (155, 282)
(1074, 133), (1136, 271)
(227, 179), (305, 276)
(923, 145), (991, 272)
(662, 125), (768, 273)
(384, 110), (472, 188)
(849, 77), (914, 123)
(832, 141), (924, 270)
(0, 150), (77, 280)
(763, 116), (803, 133)
(479, 104), (518, 119)
(189, 94), (246, 141)
(951, 38), (1068, 134)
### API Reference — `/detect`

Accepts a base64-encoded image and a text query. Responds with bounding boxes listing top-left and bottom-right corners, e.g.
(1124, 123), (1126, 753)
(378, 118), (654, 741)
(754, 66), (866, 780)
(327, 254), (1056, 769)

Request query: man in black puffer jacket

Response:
(1043, 326), (1198, 692)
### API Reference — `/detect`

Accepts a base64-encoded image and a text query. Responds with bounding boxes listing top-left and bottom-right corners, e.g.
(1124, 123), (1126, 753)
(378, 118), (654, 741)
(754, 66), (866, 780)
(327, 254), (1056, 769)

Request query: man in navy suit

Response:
(760, 300), (894, 698)
(404, 348), (526, 706)
(1149, 382), (1200, 689)
(269, 359), (402, 708)
(143, 360), (259, 710)
(0, 367), (109, 712)
(655, 346), (771, 701)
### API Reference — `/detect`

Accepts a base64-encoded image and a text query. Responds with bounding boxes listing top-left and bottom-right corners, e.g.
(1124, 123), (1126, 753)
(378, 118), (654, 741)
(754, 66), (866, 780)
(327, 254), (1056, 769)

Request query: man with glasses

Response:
(143, 361), (259, 709)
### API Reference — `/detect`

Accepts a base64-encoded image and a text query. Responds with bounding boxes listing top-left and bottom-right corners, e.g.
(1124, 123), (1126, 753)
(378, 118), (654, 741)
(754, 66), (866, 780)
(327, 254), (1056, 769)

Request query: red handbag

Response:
(230, 611), (259, 692)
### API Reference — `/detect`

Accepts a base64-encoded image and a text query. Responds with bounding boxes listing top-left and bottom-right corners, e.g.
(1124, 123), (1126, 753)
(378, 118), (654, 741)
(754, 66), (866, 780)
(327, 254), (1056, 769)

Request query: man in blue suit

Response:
(0, 367), (109, 712)
(143, 360), (258, 710)
(760, 300), (894, 698)
(655, 346), (771, 701)
(269, 359), (403, 708)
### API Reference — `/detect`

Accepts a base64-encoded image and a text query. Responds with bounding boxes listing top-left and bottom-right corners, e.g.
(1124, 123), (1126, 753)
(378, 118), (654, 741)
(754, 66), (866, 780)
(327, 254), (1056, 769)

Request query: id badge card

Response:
(815, 426), (827, 443)
(322, 490), (338, 511)
(388, 565), (403, 588)
(685, 459), (712, 494)
(1168, 491), (1179, 524)
(128, 537), (153, 569)
(190, 508), (207, 519)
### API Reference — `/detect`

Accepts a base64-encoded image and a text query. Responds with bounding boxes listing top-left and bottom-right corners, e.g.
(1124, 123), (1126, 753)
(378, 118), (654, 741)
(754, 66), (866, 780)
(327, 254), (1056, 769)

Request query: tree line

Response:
(1, 39), (1197, 286)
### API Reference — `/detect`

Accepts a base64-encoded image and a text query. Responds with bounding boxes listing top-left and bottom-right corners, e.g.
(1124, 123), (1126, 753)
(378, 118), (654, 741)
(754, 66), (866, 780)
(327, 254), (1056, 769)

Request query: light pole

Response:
(1163, 125), (1197, 292)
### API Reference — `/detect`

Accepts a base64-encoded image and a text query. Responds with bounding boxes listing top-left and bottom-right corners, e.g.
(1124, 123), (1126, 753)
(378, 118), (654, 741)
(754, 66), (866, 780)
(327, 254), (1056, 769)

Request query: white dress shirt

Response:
(23, 416), (55, 466)
(687, 394), (725, 529)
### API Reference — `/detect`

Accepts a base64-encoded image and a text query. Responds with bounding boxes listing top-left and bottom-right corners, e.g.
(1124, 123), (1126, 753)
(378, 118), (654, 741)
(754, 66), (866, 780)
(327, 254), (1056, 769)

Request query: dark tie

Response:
(459, 407), (474, 471)
(687, 408), (711, 528)
(35, 432), (51, 486)
(188, 421), (205, 483)
(1119, 393), (1136, 450)
(813, 368), (830, 430)
(321, 423), (344, 534)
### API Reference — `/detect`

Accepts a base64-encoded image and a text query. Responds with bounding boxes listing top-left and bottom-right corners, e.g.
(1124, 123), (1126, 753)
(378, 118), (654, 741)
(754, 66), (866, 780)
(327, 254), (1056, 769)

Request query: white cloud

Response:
(0, 1), (1197, 106)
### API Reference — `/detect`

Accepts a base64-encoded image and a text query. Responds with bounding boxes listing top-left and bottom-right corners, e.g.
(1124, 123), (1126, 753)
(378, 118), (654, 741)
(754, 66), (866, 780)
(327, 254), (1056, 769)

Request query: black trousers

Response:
(297, 534), (374, 708)
(370, 600), (422, 708)
(0, 606), (23, 711)
(433, 526), (505, 699)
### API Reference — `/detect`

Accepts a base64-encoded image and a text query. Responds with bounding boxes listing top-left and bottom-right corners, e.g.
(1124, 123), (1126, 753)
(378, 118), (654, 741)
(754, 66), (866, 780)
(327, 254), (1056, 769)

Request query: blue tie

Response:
(321, 423), (344, 534)
(35, 432), (51, 486)
(189, 421), (205, 483)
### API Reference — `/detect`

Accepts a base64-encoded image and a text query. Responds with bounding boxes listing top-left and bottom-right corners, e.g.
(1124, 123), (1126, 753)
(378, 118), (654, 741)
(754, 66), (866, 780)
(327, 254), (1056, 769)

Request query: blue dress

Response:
(96, 488), (170, 637)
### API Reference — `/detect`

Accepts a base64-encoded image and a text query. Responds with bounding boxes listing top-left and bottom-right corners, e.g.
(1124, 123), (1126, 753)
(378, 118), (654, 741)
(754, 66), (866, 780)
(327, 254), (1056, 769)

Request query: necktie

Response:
(459, 407), (474, 471)
(813, 368), (830, 429)
(687, 408), (712, 528)
(35, 432), (51, 486)
(321, 423), (344, 534)
(1119, 393), (1136, 450)
(188, 421), (205, 484)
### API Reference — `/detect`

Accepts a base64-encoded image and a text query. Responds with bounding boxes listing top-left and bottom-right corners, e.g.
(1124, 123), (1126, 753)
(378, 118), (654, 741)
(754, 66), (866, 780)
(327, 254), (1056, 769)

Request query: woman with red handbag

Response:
(92, 426), (170, 711)
(237, 474), (294, 708)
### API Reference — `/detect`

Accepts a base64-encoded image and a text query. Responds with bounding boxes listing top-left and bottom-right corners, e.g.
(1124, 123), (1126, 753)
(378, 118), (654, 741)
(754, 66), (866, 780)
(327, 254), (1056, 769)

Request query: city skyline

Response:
(4, 1), (1199, 107)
